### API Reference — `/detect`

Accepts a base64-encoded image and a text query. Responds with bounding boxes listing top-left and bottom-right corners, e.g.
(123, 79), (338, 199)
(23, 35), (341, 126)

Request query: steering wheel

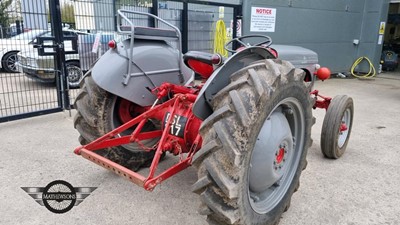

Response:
(225, 34), (273, 53)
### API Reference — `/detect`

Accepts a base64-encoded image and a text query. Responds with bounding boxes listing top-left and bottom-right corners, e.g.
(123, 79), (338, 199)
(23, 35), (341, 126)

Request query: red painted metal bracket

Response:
(74, 92), (201, 191)
(310, 90), (332, 110)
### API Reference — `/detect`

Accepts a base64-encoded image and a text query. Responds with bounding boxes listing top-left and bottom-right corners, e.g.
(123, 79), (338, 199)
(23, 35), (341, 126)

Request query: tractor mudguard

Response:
(193, 46), (274, 120)
(192, 45), (319, 120)
(91, 38), (193, 107)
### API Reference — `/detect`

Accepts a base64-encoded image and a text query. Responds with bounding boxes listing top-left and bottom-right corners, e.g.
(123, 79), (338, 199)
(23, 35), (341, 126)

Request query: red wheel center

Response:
(117, 98), (148, 124)
(276, 148), (285, 164)
(118, 99), (135, 124)
(340, 123), (348, 132)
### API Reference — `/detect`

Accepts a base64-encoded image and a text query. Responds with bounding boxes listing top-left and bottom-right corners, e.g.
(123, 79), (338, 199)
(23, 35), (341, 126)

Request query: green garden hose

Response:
(350, 56), (376, 79)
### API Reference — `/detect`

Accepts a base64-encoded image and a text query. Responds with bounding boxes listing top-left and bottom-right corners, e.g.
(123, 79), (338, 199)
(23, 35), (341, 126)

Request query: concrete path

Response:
(0, 73), (399, 225)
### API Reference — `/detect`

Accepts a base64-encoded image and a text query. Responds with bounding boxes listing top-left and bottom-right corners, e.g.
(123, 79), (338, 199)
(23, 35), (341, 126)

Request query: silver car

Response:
(17, 30), (86, 88)
(0, 29), (47, 72)
(17, 31), (115, 88)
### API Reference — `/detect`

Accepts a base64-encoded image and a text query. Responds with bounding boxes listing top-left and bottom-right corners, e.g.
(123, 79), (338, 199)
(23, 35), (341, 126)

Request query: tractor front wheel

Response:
(74, 75), (159, 171)
(192, 59), (313, 225)
(321, 95), (354, 159)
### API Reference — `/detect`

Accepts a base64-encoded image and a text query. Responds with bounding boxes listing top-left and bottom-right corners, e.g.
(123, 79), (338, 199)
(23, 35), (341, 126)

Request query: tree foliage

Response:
(47, 2), (75, 26)
(61, 2), (75, 25)
(0, 0), (13, 28)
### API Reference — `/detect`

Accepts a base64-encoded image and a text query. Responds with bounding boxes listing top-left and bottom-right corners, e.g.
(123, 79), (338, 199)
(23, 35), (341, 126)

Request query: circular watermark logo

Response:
(42, 180), (77, 214)
(21, 180), (97, 214)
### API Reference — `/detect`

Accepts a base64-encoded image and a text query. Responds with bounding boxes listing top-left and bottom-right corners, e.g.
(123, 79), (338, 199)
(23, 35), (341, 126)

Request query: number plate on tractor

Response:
(163, 113), (188, 138)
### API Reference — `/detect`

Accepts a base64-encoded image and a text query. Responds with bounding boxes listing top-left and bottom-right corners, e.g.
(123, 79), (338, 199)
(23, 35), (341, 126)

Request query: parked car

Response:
(0, 29), (47, 72)
(17, 32), (116, 88)
(16, 30), (87, 88)
(17, 51), (83, 88)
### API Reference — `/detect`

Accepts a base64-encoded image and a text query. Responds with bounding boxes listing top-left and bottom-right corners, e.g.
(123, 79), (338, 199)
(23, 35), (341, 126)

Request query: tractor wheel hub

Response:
(249, 110), (293, 194)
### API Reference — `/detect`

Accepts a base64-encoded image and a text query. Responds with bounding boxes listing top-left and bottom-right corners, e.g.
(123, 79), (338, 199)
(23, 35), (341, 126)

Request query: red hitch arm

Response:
(74, 93), (201, 191)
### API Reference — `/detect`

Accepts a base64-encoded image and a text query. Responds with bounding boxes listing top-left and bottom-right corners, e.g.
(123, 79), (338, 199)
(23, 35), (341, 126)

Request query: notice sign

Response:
(250, 7), (277, 32)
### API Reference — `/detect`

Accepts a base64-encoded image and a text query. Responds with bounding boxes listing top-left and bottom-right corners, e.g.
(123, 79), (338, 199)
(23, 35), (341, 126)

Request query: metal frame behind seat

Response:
(119, 26), (179, 40)
(117, 9), (183, 84)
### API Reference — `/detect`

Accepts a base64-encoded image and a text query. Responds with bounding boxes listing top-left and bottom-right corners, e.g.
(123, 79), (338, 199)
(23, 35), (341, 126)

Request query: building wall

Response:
(242, 0), (390, 73)
(94, 0), (115, 31)
(21, 0), (47, 30)
(74, 1), (95, 30)
(358, 1), (390, 72)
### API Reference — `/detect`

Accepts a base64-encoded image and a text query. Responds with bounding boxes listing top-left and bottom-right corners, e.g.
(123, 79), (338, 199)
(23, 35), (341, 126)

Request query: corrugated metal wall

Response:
(242, 0), (390, 73)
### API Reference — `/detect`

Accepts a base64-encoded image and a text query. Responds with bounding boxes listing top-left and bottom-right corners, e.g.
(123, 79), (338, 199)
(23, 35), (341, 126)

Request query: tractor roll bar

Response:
(117, 9), (184, 84)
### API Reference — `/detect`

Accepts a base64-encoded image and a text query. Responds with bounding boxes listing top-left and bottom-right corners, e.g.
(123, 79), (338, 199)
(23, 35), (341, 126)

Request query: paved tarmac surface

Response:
(0, 73), (399, 225)
(0, 72), (79, 117)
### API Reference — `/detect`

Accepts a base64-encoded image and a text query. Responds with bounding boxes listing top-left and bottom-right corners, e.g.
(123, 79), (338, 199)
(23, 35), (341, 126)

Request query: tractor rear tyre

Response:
(192, 59), (313, 225)
(320, 95), (354, 159)
(74, 75), (159, 171)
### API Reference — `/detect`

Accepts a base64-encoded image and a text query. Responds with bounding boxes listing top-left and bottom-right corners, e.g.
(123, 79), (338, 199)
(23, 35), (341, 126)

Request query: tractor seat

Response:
(120, 26), (178, 40)
(183, 51), (215, 67)
(184, 51), (224, 79)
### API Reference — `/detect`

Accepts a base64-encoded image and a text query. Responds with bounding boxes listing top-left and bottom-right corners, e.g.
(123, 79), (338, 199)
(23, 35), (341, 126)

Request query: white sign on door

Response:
(92, 32), (102, 54)
(250, 7), (277, 32)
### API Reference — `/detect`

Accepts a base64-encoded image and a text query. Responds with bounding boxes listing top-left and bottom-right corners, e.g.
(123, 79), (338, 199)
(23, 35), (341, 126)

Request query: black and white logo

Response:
(21, 180), (97, 214)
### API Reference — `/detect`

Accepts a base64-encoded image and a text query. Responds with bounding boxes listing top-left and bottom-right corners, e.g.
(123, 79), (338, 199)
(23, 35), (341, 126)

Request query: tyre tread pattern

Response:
(193, 59), (313, 225)
(320, 95), (354, 159)
(74, 75), (155, 171)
